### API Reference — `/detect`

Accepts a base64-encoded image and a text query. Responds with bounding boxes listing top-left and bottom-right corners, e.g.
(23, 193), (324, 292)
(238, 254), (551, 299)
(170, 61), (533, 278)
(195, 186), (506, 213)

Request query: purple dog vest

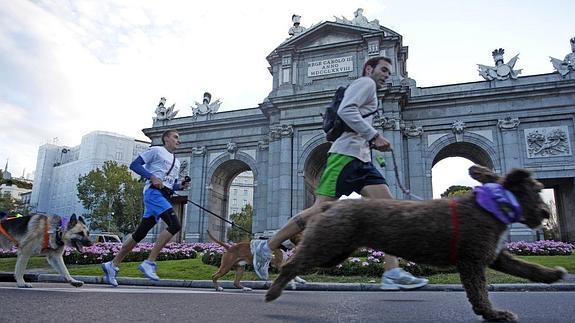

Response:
(473, 183), (523, 224)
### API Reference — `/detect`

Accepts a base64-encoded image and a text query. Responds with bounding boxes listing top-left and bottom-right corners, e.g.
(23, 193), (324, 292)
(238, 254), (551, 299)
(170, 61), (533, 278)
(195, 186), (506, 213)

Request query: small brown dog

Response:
(266, 166), (567, 322)
(207, 230), (305, 291)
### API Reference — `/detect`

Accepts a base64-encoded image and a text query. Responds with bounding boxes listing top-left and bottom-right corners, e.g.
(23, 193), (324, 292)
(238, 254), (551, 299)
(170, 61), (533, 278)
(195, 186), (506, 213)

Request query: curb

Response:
(2, 273), (575, 292)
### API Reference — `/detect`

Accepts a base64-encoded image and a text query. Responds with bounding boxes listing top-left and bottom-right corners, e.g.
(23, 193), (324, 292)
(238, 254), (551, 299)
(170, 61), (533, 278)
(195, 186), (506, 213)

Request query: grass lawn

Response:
(2, 255), (573, 284)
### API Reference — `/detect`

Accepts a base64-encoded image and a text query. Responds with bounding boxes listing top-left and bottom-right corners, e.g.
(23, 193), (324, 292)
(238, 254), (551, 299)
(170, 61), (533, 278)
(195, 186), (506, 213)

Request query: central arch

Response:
(203, 152), (258, 241)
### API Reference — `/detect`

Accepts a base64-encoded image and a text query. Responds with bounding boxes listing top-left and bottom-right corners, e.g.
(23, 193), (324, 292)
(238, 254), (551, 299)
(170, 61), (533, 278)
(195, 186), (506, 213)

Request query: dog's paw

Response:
(242, 287), (253, 292)
(555, 266), (568, 280)
(70, 280), (84, 288)
(17, 283), (32, 288)
(294, 276), (307, 284)
(216, 286), (224, 292)
(483, 309), (518, 322)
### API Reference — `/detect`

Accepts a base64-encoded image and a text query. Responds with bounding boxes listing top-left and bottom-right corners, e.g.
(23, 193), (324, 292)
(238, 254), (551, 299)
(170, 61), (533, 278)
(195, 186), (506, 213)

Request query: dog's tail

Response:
(207, 230), (231, 250)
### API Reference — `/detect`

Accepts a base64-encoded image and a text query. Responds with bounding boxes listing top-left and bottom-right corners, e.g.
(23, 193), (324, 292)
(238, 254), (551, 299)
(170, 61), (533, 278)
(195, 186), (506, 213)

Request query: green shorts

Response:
(315, 153), (387, 198)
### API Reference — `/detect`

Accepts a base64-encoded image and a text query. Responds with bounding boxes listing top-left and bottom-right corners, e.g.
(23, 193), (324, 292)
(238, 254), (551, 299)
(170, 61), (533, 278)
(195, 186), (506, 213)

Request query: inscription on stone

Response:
(308, 56), (353, 77)
(524, 126), (571, 158)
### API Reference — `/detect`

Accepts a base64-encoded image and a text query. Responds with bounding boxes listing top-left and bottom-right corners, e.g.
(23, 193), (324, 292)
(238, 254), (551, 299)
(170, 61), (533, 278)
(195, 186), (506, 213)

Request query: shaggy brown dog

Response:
(266, 166), (567, 322)
(207, 231), (305, 291)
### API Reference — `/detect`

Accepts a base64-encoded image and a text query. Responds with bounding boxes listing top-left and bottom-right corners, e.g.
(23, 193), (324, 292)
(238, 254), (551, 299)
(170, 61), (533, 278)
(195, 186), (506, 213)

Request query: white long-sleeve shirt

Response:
(328, 77), (379, 162)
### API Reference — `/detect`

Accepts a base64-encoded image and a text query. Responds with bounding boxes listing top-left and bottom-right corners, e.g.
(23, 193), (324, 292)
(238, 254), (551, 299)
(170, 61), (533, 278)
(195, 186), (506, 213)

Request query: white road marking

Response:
(0, 285), (259, 295)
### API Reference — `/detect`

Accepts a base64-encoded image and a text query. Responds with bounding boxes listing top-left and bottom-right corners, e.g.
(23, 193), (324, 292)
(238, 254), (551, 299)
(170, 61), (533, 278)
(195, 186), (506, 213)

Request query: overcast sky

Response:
(1, 0), (573, 197)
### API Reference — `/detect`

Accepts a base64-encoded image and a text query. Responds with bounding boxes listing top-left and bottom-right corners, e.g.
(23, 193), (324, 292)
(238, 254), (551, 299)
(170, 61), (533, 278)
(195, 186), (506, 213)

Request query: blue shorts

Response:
(143, 188), (172, 221)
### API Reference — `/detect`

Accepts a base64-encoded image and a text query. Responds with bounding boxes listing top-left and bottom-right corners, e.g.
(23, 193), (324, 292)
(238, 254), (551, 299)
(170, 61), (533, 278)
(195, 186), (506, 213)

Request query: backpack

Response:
(322, 86), (378, 142)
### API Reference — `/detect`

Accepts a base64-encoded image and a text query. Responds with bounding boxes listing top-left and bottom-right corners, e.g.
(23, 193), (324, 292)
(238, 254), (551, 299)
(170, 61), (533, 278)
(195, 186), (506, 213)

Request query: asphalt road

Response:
(0, 282), (574, 322)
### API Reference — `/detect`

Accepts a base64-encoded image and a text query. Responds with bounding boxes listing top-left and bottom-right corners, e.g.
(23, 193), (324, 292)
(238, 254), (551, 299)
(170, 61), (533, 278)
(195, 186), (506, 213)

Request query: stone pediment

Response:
(270, 21), (399, 55)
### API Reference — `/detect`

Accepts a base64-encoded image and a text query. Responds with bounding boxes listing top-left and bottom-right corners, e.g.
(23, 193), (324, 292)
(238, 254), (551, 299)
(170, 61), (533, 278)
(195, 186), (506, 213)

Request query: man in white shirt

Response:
(101, 129), (189, 286)
(252, 56), (428, 290)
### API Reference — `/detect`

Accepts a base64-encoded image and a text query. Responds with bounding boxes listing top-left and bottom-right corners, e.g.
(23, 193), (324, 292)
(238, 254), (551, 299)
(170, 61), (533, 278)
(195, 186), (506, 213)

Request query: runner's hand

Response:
(151, 175), (164, 189)
(370, 133), (392, 152)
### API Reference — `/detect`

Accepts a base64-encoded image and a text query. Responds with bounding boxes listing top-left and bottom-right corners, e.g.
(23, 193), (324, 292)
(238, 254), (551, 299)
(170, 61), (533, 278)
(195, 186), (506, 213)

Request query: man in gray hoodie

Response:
(252, 56), (427, 290)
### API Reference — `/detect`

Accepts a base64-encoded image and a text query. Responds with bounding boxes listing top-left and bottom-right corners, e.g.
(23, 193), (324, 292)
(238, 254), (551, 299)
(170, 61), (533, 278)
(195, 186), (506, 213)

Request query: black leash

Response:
(154, 178), (253, 235)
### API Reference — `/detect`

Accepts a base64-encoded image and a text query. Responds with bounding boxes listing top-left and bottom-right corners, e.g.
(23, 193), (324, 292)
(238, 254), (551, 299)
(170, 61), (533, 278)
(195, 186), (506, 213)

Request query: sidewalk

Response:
(2, 272), (575, 292)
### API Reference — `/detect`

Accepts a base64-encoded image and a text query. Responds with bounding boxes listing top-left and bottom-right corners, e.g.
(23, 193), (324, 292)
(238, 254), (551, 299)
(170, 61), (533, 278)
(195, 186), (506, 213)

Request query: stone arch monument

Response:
(144, 10), (575, 243)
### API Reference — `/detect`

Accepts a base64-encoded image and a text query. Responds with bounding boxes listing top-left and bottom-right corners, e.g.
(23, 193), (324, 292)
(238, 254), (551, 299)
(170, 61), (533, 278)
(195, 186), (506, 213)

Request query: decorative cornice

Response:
(269, 124), (294, 141)
(192, 146), (206, 156)
(226, 142), (238, 154)
(497, 117), (520, 130)
(402, 124), (423, 138)
(258, 139), (269, 150)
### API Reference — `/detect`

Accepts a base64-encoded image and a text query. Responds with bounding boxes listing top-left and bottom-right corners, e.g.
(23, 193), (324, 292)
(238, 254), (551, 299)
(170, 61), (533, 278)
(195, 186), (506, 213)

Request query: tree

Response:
(77, 161), (144, 235)
(440, 185), (472, 198)
(227, 204), (253, 242)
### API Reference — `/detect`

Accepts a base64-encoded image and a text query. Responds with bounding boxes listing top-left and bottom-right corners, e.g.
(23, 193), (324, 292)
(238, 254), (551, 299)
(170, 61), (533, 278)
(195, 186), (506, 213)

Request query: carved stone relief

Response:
(524, 126), (571, 158)
(227, 142), (238, 154)
(451, 120), (465, 142)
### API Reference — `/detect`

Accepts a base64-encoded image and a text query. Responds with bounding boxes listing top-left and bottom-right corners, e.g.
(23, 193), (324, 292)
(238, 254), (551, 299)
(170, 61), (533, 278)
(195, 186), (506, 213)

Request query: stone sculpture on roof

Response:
(192, 92), (221, 116)
(288, 14), (307, 37)
(153, 97), (178, 122)
(334, 8), (380, 30)
(550, 37), (575, 77)
(478, 48), (522, 81)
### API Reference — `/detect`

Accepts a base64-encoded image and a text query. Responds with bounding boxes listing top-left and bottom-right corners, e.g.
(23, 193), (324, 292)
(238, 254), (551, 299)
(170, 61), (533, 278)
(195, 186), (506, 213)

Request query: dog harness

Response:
(473, 183), (523, 224)
(0, 218), (20, 246)
(44, 216), (67, 251)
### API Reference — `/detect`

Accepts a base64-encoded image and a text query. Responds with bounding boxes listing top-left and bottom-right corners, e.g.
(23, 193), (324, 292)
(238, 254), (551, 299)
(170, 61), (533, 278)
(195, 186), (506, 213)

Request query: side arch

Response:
(297, 133), (331, 210)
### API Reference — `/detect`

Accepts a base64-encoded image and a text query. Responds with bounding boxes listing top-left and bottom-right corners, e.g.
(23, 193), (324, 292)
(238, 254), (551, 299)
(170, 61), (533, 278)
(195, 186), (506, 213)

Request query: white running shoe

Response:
(251, 240), (272, 280)
(101, 261), (119, 287)
(138, 260), (160, 281)
(380, 268), (428, 290)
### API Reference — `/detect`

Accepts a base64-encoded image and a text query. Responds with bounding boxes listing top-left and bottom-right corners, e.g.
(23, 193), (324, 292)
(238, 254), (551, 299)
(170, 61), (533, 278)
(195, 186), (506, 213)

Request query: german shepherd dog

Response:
(0, 213), (92, 288)
(266, 166), (567, 321)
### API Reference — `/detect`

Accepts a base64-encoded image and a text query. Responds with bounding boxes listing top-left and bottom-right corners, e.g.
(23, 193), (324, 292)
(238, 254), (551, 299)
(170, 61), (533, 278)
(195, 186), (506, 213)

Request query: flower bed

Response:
(0, 242), (201, 265)
(505, 240), (574, 256)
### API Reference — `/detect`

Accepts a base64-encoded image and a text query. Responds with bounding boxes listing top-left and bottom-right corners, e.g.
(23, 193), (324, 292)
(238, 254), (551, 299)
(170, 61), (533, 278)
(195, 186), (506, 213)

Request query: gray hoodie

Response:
(328, 76), (379, 162)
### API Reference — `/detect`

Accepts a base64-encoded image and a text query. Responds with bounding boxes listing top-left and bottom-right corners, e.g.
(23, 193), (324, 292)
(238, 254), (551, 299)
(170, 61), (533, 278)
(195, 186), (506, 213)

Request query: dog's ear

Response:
(78, 215), (86, 225)
(502, 168), (532, 188)
(468, 165), (500, 184)
(68, 214), (78, 229)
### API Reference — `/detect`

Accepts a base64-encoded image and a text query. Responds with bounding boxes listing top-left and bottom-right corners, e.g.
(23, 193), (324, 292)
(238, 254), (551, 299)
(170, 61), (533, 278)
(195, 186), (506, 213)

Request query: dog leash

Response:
(162, 179), (253, 236)
(174, 192), (253, 236)
(388, 149), (424, 201)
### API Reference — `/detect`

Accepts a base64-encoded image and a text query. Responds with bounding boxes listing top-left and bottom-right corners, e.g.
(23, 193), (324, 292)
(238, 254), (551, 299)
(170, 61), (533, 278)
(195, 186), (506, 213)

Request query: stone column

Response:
(497, 117), (521, 172)
(186, 146), (207, 241)
(265, 124), (293, 231)
(254, 139), (269, 233)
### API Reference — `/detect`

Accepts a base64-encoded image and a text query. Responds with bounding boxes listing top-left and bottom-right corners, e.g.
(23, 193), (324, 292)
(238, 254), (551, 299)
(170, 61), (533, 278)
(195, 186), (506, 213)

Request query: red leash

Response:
(449, 199), (460, 265)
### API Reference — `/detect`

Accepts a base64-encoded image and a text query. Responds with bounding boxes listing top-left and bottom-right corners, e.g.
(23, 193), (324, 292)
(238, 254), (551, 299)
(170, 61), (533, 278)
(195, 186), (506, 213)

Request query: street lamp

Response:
(108, 212), (114, 232)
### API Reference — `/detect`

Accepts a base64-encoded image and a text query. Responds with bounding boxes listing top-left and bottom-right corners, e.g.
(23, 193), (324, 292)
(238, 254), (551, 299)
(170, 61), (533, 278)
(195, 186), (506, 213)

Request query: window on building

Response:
(233, 199), (237, 206)
(243, 189), (248, 195)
